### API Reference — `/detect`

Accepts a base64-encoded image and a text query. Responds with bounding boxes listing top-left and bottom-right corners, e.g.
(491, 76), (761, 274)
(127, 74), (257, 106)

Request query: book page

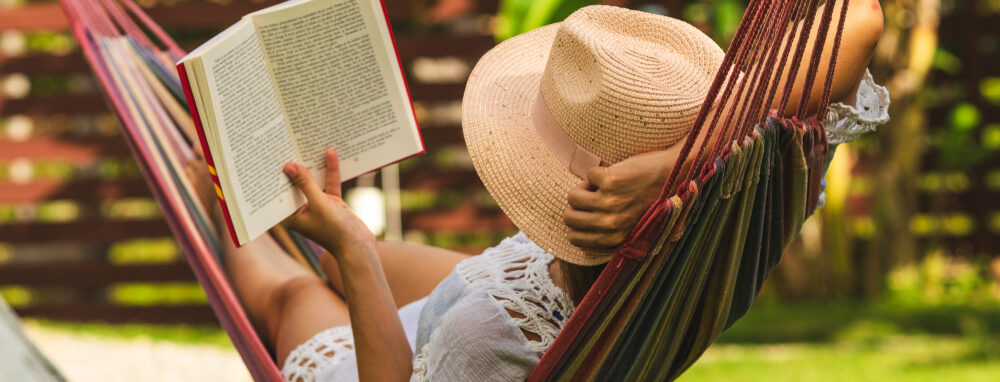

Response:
(252, 0), (422, 182)
(196, 21), (305, 242)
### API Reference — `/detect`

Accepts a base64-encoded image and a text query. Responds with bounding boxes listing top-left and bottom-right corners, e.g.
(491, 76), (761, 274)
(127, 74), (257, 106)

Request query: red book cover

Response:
(378, 0), (426, 156)
(176, 62), (242, 247)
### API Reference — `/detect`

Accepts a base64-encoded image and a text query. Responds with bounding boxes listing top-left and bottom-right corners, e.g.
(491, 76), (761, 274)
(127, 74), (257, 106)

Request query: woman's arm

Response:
(564, 0), (884, 251)
(318, 240), (469, 309)
(283, 150), (412, 381)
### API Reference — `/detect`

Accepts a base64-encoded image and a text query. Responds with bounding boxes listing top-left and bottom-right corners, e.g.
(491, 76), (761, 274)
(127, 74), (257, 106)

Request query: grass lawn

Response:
(683, 336), (1000, 381)
(27, 319), (235, 348)
(681, 303), (1000, 381)
(25, 303), (1000, 380)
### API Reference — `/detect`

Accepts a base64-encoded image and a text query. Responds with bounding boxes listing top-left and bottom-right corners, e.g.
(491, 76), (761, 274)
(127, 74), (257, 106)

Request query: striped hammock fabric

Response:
(58, 0), (848, 381)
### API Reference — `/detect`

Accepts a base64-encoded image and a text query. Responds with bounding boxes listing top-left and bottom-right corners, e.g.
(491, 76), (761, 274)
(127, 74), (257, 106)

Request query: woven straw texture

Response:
(463, 5), (724, 265)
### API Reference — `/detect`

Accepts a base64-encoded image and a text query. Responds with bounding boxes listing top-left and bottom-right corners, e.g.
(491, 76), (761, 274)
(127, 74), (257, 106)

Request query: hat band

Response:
(532, 88), (607, 178)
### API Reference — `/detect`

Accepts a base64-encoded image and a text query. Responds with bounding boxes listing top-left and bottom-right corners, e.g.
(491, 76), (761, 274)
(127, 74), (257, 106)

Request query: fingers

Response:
(324, 149), (342, 197)
(568, 182), (627, 212)
(586, 166), (619, 189)
(567, 230), (626, 250)
(283, 162), (325, 203)
(563, 208), (629, 231)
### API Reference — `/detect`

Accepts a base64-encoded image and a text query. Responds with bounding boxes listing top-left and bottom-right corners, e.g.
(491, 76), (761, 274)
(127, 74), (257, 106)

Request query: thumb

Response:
(284, 163), (325, 203)
(324, 149), (342, 197)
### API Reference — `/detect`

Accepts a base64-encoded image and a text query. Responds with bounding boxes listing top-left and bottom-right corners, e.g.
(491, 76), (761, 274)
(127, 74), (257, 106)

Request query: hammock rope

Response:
(57, 0), (849, 381)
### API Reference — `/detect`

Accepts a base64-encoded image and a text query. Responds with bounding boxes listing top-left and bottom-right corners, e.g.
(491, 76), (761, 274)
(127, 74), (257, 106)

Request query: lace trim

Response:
(454, 233), (576, 352)
(410, 343), (432, 381)
(824, 69), (891, 145)
(282, 325), (354, 382)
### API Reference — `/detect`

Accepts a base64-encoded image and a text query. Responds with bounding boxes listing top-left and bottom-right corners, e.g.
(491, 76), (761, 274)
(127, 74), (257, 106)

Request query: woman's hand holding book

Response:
(282, 149), (413, 380)
(281, 149), (376, 257)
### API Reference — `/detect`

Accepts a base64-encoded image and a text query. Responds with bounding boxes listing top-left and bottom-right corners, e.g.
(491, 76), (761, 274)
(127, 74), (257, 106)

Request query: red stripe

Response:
(378, 0), (426, 156)
(176, 62), (242, 248)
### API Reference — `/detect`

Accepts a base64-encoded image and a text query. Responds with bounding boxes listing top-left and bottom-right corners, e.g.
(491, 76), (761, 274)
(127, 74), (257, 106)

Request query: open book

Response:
(177, 0), (423, 247)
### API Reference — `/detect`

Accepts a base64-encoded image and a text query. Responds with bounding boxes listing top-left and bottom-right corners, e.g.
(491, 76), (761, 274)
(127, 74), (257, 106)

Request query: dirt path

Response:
(22, 322), (252, 382)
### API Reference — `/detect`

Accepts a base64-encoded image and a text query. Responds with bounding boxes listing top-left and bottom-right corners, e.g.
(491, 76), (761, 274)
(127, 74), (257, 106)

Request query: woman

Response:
(187, 2), (888, 381)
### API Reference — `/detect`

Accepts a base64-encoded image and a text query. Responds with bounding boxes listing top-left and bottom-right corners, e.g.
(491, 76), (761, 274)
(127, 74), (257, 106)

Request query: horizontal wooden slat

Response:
(0, 178), (150, 203)
(0, 262), (194, 286)
(15, 304), (217, 324)
(393, 35), (494, 59)
(0, 54), (91, 75)
(0, 136), (130, 160)
(0, 4), (67, 31)
(2, 94), (108, 116)
(418, 126), (464, 146)
(408, 83), (466, 101)
(402, 203), (512, 231)
(0, 220), (171, 243)
(400, 167), (480, 190)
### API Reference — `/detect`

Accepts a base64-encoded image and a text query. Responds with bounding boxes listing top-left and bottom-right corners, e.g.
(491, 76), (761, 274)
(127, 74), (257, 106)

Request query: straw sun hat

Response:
(463, 5), (724, 265)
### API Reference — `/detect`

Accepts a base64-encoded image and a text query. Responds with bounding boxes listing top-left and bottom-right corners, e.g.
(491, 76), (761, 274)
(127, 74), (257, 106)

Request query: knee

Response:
(269, 276), (329, 312)
(262, 276), (329, 336)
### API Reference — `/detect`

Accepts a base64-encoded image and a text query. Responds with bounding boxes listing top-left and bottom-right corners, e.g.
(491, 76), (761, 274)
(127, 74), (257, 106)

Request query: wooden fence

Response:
(1, 0), (997, 323)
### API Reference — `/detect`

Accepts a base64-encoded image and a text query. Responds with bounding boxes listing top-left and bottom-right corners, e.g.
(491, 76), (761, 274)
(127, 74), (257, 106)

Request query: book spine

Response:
(176, 61), (242, 247)
(378, 0), (425, 156)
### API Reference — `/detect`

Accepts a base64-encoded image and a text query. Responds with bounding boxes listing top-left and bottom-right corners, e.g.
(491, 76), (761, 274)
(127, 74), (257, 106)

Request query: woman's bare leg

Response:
(318, 242), (471, 308)
(185, 160), (352, 366)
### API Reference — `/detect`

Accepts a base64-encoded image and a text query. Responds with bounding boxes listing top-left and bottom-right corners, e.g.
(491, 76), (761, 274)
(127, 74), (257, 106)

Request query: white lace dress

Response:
(282, 233), (574, 381)
(824, 69), (891, 145)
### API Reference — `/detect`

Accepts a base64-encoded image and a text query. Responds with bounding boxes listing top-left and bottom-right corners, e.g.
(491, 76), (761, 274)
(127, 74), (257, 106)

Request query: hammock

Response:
(58, 0), (848, 380)
(530, 0), (849, 379)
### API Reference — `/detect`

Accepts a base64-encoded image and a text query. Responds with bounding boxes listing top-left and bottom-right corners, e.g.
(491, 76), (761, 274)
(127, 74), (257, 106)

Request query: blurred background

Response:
(0, 0), (997, 380)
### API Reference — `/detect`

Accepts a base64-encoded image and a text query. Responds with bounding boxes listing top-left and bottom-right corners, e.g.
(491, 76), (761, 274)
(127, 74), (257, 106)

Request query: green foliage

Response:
(710, 0), (744, 45)
(108, 282), (207, 306)
(107, 239), (181, 264)
(680, 0), (745, 46)
(420, 230), (517, 250)
(933, 102), (993, 170)
(933, 48), (962, 75)
(983, 124), (1000, 150)
(980, 77), (1000, 105)
(0, 286), (32, 307)
(951, 103), (981, 131)
(495, 0), (598, 42)
(886, 252), (999, 307)
(493, 0), (748, 44)
(23, 32), (76, 55)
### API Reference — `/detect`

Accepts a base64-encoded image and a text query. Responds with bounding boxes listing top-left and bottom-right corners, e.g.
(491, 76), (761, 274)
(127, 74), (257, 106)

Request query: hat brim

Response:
(463, 24), (613, 265)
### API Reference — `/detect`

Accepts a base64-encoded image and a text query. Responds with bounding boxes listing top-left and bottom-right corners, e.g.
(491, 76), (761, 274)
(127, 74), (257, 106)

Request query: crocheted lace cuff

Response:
(282, 325), (354, 382)
(824, 69), (891, 145)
